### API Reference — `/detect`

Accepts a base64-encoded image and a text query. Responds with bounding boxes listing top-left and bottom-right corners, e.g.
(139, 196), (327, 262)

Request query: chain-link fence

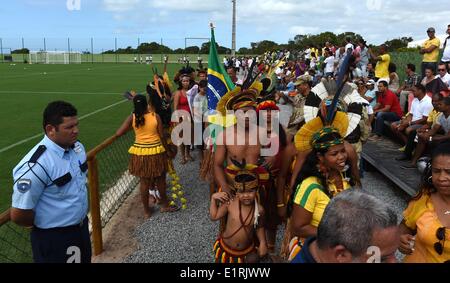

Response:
(0, 131), (138, 262)
(0, 210), (32, 263)
(86, 131), (138, 255)
(0, 37), (222, 64)
(93, 131), (138, 228)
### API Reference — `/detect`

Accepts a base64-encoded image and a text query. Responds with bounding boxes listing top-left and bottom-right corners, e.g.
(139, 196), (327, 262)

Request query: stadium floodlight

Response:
(29, 50), (81, 64)
(231, 0), (236, 56)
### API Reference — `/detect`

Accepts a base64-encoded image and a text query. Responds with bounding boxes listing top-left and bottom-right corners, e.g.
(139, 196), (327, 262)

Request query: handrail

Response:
(86, 134), (120, 256)
(0, 209), (11, 227)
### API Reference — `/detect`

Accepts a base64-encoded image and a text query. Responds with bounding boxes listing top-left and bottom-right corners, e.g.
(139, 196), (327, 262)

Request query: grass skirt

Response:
(128, 142), (168, 178)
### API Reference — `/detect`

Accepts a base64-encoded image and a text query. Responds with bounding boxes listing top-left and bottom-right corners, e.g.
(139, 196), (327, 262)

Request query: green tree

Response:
(184, 46), (200, 54)
(11, 48), (29, 54)
(384, 37), (413, 50)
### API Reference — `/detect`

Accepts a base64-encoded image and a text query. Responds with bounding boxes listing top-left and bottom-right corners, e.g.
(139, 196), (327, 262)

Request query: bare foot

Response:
(187, 155), (194, 162)
(160, 205), (180, 213)
(148, 195), (156, 208)
(144, 211), (152, 219)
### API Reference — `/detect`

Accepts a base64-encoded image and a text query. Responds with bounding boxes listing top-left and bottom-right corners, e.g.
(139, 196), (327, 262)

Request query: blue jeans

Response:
(374, 112), (400, 136)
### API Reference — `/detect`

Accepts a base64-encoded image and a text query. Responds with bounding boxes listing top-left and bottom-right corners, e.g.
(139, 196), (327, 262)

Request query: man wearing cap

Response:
(420, 27), (441, 79)
(286, 75), (314, 138)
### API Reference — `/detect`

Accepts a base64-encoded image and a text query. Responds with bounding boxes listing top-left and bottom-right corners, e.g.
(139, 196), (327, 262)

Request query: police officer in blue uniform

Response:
(10, 101), (91, 263)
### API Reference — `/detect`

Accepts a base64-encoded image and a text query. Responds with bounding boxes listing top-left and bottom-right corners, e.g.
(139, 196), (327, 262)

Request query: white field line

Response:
(0, 99), (128, 153)
(0, 65), (128, 80)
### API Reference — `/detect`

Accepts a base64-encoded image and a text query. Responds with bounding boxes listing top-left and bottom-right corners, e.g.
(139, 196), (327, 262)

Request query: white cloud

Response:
(99, 0), (450, 47)
(103, 0), (141, 12)
(289, 26), (320, 36)
(150, 0), (222, 12)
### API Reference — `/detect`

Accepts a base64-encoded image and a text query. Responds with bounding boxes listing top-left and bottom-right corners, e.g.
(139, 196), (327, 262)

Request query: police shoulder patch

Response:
(17, 179), (32, 193)
(73, 143), (82, 154)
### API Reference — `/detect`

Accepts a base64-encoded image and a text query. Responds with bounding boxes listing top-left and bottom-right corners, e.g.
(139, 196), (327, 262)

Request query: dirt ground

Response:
(92, 188), (143, 263)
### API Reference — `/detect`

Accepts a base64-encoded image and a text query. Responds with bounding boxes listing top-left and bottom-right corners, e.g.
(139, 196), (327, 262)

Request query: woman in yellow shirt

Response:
(286, 125), (358, 261)
(116, 95), (178, 218)
(399, 142), (450, 263)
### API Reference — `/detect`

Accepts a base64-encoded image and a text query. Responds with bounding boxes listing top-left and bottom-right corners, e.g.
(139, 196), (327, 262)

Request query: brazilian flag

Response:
(206, 27), (235, 111)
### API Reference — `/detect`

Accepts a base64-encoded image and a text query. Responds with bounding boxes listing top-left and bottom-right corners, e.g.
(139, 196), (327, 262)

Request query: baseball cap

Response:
(294, 74), (312, 86)
(427, 27), (436, 33)
(366, 79), (375, 85)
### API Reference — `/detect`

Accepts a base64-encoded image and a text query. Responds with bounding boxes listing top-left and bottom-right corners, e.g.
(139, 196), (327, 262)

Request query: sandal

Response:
(160, 205), (180, 213)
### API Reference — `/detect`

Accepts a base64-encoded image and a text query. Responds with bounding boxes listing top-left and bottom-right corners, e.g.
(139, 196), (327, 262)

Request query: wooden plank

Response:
(0, 209), (11, 226)
(362, 139), (420, 197)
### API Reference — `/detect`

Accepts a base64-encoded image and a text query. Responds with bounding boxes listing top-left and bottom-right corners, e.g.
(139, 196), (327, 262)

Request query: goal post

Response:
(29, 51), (81, 64)
(184, 37), (210, 65)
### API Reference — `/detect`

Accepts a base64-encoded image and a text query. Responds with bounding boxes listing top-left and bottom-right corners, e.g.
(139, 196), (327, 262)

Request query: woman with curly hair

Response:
(116, 95), (178, 218)
(399, 142), (450, 263)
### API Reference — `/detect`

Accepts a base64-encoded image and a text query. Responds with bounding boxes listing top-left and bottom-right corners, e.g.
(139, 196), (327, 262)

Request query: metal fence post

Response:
(21, 38), (25, 62)
(87, 157), (103, 256)
(91, 38), (94, 64)
(0, 38), (3, 63)
(67, 38), (71, 64)
(115, 38), (118, 64)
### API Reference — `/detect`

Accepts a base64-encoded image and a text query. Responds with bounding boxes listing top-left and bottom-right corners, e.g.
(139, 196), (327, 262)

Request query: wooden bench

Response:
(362, 139), (420, 197)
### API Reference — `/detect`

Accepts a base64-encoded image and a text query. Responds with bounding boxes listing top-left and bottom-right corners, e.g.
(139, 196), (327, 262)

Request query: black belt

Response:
(33, 217), (88, 232)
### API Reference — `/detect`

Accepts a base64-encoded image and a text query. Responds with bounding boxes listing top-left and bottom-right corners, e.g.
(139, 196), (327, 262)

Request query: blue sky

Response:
(0, 0), (449, 52)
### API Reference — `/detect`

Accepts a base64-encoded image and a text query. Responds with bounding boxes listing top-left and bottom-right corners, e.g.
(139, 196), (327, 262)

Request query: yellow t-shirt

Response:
(375, 54), (390, 79)
(423, 38), (441, 63)
(427, 109), (441, 125)
(293, 176), (351, 227)
(403, 193), (450, 263)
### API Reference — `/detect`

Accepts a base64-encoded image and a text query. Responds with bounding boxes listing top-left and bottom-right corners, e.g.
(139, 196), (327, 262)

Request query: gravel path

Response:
(124, 151), (411, 263)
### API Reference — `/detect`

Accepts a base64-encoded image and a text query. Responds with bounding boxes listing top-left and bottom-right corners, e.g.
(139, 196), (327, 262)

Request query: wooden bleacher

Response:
(362, 138), (421, 197)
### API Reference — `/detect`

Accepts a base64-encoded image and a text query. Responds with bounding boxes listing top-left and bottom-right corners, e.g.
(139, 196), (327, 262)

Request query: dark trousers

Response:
(404, 129), (418, 158)
(31, 217), (92, 263)
(374, 112), (400, 136)
(421, 62), (437, 80)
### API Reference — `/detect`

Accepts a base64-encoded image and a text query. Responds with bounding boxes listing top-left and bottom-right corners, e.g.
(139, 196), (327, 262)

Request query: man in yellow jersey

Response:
(420, 27), (441, 79)
(369, 44), (390, 83)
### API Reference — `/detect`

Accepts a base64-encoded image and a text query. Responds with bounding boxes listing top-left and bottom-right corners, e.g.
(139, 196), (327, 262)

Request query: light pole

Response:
(231, 0), (236, 57)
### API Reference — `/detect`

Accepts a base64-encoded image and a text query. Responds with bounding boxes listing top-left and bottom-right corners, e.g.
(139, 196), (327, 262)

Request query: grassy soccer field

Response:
(0, 62), (186, 212)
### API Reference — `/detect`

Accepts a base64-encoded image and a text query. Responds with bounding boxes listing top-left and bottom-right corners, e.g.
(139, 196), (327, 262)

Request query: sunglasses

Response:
(434, 227), (446, 255)
(439, 69), (447, 72)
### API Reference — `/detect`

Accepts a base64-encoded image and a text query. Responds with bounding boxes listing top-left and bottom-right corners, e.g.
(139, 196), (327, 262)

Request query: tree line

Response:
(10, 32), (414, 55)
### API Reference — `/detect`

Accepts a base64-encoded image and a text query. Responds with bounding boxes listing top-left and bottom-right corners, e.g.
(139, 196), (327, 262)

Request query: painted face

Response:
(47, 116), (79, 149)
(236, 106), (256, 130)
(321, 143), (348, 172)
(432, 155), (450, 198)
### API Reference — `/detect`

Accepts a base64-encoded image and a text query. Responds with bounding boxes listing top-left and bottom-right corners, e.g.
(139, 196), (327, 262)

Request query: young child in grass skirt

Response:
(116, 94), (179, 219)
